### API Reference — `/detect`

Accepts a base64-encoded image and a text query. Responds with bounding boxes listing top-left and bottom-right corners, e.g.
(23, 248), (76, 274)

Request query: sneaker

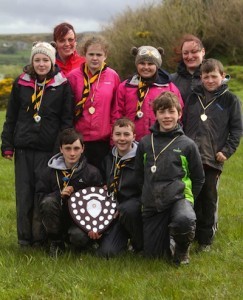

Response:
(173, 245), (190, 266)
(198, 244), (211, 252)
(49, 241), (65, 258)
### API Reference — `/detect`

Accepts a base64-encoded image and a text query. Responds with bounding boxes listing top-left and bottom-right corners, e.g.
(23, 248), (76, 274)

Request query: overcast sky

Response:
(0, 0), (160, 34)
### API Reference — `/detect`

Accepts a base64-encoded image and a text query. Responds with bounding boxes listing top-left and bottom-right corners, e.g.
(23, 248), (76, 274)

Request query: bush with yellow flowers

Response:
(0, 78), (13, 109)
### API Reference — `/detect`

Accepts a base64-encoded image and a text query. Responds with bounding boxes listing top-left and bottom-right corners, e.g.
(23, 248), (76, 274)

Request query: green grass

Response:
(0, 109), (243, 298)
(225, 65), (243, 100)
(0, 64), (23, 79)
(0, 52), (29, 67)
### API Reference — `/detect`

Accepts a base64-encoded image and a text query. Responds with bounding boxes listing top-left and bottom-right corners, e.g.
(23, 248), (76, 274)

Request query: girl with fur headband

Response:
(116, 45), (184, 141)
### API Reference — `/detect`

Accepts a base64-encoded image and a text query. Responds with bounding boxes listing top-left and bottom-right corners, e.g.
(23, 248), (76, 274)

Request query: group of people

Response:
(1, 23), (242, 265)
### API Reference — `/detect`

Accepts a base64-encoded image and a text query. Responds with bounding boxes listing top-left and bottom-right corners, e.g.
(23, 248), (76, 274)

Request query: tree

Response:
(103, 0), (243, 78)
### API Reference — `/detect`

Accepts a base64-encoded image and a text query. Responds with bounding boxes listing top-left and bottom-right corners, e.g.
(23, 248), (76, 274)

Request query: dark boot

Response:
(173, 243), (190, 266)
(49, 240), (65, 258)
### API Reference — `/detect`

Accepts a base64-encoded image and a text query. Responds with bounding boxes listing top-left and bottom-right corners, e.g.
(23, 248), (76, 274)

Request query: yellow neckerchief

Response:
(74, 62), (106, 119)
(61, 170), (73, 189)
(136, 77), (149, 118)
(31, 78), (51, 118)
(109, 151), (131, 200)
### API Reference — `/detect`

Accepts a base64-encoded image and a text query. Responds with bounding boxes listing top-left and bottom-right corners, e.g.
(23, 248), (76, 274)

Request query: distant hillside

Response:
(0, 32), (89, 43)
(0, 32), (93, 66)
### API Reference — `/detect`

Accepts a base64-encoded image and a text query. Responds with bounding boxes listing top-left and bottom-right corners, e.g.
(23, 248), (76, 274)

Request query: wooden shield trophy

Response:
(68, 187), (117, 233)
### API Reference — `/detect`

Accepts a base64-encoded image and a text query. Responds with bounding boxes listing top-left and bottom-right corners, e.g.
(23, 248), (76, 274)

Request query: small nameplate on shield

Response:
(68, 187), (117, 233)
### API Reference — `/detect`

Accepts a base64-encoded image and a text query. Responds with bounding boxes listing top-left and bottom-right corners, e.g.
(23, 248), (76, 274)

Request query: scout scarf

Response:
(31, 78), (50, 123)
(56, 167), (78, 205)
(74, 62), (107, 120)
(136, 78), (149, 119)
(109, 153), (131, 200)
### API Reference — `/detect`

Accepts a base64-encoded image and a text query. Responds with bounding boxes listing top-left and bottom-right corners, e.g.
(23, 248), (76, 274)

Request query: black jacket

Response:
(1, 71), (73, 155)
(171, 61), (201, 103)
(101, 142), (141, 204)
(135, 123), (205, 212)
(37, 153), (103, 201)
(183, 84), (242, 171)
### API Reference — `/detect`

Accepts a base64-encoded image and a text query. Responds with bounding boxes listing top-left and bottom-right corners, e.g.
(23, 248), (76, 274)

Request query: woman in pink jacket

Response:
(67, 35), (120, 169)
(117, 46), (184, 141)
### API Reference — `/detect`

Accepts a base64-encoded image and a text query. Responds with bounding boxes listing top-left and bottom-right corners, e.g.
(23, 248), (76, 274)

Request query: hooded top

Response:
(183, 83), (243, 171)
(1, 68), (73, 156)
(116, 69), (184, 141)
(37, 154), (103, 200)
(171, 61), (202, 104)
(135, 122), (205, 212)
(102, 141), (141, 204)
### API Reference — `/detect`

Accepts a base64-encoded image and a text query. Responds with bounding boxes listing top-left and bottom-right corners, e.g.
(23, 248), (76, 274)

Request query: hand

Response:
(61, 186), (74, 199)
(88, 231), (102, 240)
(3, 155), (13, 161)
(216, 152), (227, 163)
(113, 210), (119, 219)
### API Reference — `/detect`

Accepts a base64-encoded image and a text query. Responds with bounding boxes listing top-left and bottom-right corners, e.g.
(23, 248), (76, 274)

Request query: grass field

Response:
(0, 108), (242, 298)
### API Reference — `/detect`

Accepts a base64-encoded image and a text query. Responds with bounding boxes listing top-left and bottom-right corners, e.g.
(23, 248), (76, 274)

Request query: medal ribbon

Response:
(136, 78), (149, 118)
(109, 154), (131, 199)
(74, 62), (106, 120)
(197, 88), (228, 116)
(151, 134), (179, 168)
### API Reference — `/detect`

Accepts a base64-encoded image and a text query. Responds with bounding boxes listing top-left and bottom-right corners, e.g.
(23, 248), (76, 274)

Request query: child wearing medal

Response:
(96, 118), (143, 257)
(67, 35), (120, 170)
(135, 91), (204, 265)
(183, 58), (242, 252)
(1, 42), (73, 247)
(116, 45), (184, 142)
(38, 128), (103, 257)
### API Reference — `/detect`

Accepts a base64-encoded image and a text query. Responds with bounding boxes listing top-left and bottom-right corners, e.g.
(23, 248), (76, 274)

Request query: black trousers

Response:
(195, 166), (221, 245)
(97, 199), (143, 257)
(40, 195), (90, 249)
(15, 149), (51, 246)
(143, 199), (196, 258)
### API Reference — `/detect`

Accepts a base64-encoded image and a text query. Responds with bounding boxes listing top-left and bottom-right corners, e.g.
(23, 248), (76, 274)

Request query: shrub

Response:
(0, 78), (13, 109)
(103, 0), (243, 79)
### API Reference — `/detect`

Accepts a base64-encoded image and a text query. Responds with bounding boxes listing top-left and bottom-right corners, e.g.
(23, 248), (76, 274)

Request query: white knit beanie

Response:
(131, 46), (164, 68)
(30, 41), (56, 65)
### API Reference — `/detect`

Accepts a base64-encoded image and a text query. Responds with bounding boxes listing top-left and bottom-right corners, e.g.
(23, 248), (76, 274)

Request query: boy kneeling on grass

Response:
(97, 118), (143, 257)
(38, 128), (103, 257)
(135, 91), (205, 265)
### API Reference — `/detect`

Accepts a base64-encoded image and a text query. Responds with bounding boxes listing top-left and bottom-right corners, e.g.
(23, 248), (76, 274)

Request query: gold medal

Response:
(151, 165), (157, 173)
(200, 114), (207, 121)
(89, 106), (95, 114)
(34, 115), (41, 123)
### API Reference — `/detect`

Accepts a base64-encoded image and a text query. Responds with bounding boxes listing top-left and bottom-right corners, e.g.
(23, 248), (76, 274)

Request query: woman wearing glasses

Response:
(171, 34), (205, 104)
(53, 22), (85, 75)
(116, 45), (184, 142)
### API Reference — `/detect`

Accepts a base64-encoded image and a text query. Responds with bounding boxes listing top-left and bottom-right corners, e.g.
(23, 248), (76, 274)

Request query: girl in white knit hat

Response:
(1, 41), (73, 248)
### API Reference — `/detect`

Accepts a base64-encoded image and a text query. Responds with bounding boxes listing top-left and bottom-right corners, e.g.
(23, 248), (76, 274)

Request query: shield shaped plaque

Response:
(68, 187), (117, 233)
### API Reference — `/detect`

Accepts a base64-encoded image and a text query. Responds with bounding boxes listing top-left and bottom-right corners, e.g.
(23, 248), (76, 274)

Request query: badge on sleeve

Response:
(68, 187), (117, 233)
